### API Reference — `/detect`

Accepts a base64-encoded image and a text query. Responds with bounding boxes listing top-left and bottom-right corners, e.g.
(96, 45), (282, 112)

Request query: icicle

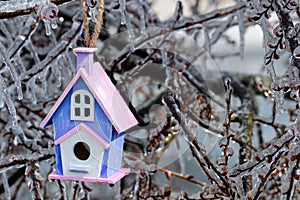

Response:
(38, 2), (59, 36)
(119, 0), (126, 25)
(54, 59), (62, 87)
(28, 78), (38, 105)
(237, 10), (245, 59)
(64, 52), (76, 76)
(17, 82), (23, 100)
(138, 0), (146, 29)
(162, 50), (168, 67)
(1, 172), (11, 200)
(0, 97), (4, 108)
(203, 26), (211, 53)
(44, 21), (52, 36)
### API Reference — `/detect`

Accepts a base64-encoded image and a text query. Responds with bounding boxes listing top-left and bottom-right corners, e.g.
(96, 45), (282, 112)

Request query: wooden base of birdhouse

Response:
(49, 168), (130, 184)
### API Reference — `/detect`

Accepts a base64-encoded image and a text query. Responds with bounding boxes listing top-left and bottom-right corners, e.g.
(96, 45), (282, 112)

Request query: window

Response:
(71, 90), (94, 121)
(73, 142), (90, 160)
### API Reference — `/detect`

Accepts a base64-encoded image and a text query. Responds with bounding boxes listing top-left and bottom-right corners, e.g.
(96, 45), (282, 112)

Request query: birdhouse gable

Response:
(58, 123), (108, 178)
(54, 123), (110, 149)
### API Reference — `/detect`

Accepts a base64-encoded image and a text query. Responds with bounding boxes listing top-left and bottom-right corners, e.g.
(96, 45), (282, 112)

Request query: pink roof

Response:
(55, 123), (110, 149)
(40, 62), (138, 133)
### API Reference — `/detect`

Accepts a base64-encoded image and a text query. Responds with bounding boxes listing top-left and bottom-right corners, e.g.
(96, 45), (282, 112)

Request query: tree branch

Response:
(0, 0), (75, 20)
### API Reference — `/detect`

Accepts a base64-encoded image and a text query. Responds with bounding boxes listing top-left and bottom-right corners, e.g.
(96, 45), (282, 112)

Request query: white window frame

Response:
(71, 90), (94, 121)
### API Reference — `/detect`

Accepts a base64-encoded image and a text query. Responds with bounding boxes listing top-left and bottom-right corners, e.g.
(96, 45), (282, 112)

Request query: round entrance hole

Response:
(73, 142), (90, 160)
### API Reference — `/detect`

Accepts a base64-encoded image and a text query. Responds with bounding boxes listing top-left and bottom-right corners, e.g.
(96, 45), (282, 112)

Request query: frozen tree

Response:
(0, 0), (299, 199)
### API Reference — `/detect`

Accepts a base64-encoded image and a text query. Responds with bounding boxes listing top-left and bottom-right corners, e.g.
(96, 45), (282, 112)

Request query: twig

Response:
(0, 0), (75, 20)
(0, 152), (54, 170)
(163, 91), (230, 194)
(22, 20), (83, 82)
(157, 167), (206, 187)
(252, 151), (283, 200)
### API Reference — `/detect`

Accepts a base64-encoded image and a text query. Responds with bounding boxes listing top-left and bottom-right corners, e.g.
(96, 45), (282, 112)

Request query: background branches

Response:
(0, 0), (299, 199)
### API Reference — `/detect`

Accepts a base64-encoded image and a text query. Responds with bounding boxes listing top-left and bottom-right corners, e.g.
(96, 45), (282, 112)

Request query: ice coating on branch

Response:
(0, 41), (23, 102)
(0, 22), (13, 44)
(26, 41), (40, 64)
(229, 131), (293, 177)
(0, 0), (47, 12)
(54, 180), (67, 200)
(210, 15), (234, 45)
(25, 162), (43, 200)
(38, 2), (59, 36)
(86, 0), (100, 22)
(0, 74), (17, 126)
(7, 15), (38, 57)
(0, 42), (21, 89)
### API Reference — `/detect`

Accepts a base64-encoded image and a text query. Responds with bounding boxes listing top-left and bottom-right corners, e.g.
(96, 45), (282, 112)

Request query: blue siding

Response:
(55, 145), (63, 175)
(52, 78), (112, 142)
(100, 149), (109, 178)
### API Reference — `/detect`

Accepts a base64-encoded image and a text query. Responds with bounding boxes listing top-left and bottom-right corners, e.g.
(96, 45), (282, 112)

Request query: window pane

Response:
(85, 95), (90, 104)
(75, 94), (80, 103)
(75, 108), (80, 116)
(84, 108), (90, 117)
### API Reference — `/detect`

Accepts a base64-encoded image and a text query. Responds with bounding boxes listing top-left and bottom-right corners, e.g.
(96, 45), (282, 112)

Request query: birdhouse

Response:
(40, 47), (138, 184)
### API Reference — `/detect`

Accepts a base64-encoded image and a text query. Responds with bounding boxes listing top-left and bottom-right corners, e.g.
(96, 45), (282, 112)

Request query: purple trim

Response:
(73, 47), (97, 74)
(54, 123), (110, 149)
(49, 168), (130, 184)
(73, 47), (97, 53)
(40, 62), (138, 133)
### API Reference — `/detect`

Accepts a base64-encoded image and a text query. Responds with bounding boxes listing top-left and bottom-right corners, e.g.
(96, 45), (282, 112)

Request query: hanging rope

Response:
(81, 0), (104, 48)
